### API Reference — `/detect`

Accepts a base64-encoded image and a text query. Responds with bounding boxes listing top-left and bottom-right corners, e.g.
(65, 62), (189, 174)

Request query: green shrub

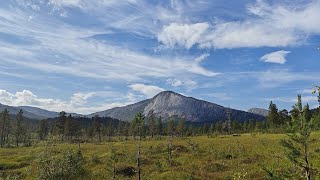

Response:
(90, 154), (100, 164)
(35, 150), (85, 180)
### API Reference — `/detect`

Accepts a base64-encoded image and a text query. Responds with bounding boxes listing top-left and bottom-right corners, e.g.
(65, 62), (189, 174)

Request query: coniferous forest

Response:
(0, 88), (320, 179)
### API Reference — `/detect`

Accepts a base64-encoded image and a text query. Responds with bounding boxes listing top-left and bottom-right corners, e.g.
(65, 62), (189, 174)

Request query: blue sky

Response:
(0, 0), (319, 114)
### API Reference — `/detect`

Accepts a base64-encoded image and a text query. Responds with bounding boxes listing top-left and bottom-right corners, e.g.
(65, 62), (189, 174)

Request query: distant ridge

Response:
(0, 103), (82, 120)
(0, 103), (45, 120)
(248, 108), (269, 117)
(0, 91), (266, 122)
(18, 106), (83, 119)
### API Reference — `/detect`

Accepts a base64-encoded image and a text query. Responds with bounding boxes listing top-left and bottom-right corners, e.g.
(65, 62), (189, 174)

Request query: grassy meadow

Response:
(1, 133), (320, 180)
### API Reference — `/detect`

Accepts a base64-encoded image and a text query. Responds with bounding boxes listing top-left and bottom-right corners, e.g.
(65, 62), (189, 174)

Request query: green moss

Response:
(0, 132), (320, 179)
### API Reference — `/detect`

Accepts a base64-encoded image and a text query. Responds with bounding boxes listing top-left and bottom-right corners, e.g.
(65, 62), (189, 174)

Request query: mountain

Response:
(0, 103), (45, 120)
(18, 106), (83, 119)
(248, 108), (269, 117)
(90, 99), (150, 121)
(18, 106), (59, 118)
(0, 104), (83, 120)
(90, 91), (265, 122)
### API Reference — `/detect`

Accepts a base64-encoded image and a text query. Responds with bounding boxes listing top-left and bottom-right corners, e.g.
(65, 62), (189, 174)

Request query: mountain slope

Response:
(89, 99), (150, 121)
(18, 106), (83, 119)
(18, 106), (59, 118)
(0, 103), (45, 120)
(248, 108), (269, 117)
(90, 91), (265, 122)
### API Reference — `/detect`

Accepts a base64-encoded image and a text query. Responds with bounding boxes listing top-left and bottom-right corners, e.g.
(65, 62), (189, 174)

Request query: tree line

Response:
(1, 96), (320, 147)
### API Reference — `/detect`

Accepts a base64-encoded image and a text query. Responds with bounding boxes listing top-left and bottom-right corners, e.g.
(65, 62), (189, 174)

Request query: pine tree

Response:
(177, 118), (185, 137)
(38, 119), (49, 141)
(157, 116), (163, 138)
(303, 104), (312, 122)
(226, 108), (232, 134)
(278, 109), (290, 126)
(93, 115), (102, 142)
(0, 109), (10, 147)
(117, 120), (122, 140)
(268, 101), (280, 127)
(215, 121), (222, 134)
(209, 124), (215, 136)
(281, 95), (313, 179)
(202, 124), (209, 135)
(133, 112), (145, 138)
(166, 119), (175, 137)
(312, 86), (320, 129)
(149, 113), (156, 138)
(187, 124), (194, 136)
(107, 120), (113, 141)
(15, 109), (24, 146)
(64, 115), (73, 141)
(133, 112), (145, 180)
(124, 121), (129, 140)
(56, 111), (67, 141)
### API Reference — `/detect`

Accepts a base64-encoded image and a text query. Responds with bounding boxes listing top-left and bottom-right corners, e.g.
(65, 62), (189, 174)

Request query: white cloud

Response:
(0, 6), (218, 81)
(157, 22), (209, 49)
(129, 84), (165, 98)
(166, 78), (197, 91)
(70, 92), (96, 106)
(260, 50), (290, 64)
(158, 1), (320, 49)
(0, 89), (136, 114)
(194, 53), (210, 63)
(0, 89), (67, 110)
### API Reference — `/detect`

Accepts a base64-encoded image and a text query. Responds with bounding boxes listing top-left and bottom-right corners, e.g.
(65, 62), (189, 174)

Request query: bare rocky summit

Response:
(248, 108), (269, 117)
(90, 91), (265, 122)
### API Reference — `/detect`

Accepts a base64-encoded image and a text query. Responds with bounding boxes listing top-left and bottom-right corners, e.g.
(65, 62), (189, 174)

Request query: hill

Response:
(248, 108), (269, 117)
(90, 91), (265, 122)
(0, 103), (46, 120)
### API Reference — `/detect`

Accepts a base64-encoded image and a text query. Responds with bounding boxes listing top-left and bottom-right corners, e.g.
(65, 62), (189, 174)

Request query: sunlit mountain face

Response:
(0, 0), (319, 114)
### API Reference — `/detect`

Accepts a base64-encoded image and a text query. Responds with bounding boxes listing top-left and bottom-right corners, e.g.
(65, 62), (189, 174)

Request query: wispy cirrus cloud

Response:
(158, 1), (320, 49)
(157, 22), (209, 49)
(0, 3), (218, 82)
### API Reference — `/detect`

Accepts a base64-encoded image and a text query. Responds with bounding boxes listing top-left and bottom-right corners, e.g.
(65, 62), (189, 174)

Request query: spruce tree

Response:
(56, 111), (67, 141)
(157, 116), (163, 138)
(107, 120), (113, 141)
(166, 119), (175, 137)
(149, 113), (155, 138)
(267, 101), (280, 127)
(93, 115), (102, 142)
(64, 114), (73, 141)
(281, 95), (313, 179)
(0, 109), (10, 147)
(124, 121), (129, 140)
(177, 118), (185, 137)
(15, 109), (24, 146)
(133, 112), (145, 180)
(117, 120), (122, 140)
(38, 119), (49, 141)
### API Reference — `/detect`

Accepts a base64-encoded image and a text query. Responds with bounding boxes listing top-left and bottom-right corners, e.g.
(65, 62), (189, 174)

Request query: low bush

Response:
(34, 150), (85, 180)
